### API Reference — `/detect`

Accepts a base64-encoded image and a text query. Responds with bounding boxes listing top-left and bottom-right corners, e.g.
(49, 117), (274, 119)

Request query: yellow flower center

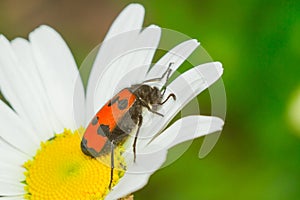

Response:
(23, 129), (125, 200)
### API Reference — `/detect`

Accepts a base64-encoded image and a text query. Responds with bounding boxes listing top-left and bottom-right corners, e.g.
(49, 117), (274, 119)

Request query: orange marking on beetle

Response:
(96, 89), (136, 132)
(83, 89), (136, 154)
(84, 122), (107, 152)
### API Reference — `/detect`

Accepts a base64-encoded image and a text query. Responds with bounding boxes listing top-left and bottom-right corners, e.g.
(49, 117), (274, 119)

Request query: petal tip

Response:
(207, 116), (225, 133)
(191, 39), (200, 45)
(147, 24), (161, 30)
(212, 61), (223, 75)
(126, 3), (145, 12)
(122, 3), (145, 18)
(0, 35), (10, 48)
(0, 34), (7, 42)
(11, 37), (27, 45)
(29, 25), (57, 40)
(215, 116), (225, 127)
(143, 24), (162, 36)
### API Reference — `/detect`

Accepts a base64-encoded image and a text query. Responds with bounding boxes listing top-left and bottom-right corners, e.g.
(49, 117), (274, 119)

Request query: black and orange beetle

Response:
(81, 63), (176, 189)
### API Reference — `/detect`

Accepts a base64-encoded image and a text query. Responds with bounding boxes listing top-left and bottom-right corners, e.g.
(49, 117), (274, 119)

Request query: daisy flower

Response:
(0, 3), (224, 200)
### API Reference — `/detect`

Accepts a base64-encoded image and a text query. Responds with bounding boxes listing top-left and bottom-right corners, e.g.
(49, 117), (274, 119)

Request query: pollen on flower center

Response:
(23, 129), (125, 200)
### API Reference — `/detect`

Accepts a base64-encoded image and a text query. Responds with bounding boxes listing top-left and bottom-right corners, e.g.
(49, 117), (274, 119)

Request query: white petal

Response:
(0, 196), (23, 200)
(148, 115), (224, 151)
(86, 4), (145, 123)
(104, 4), (145, 41)
(0, 181), (25, 196)
(146, 39), (200, 80)
(11, 38), (55, 138)
(29, 25), (85, 131)
(86, 30), (138, 123)
(121, 147), (167, 174)
(86, 25), (161, 123)
(0, 139), (29, 166)
(0, 163), (25, 182)
(108, 116), (223, 199)
(112, 25), (162, 91)
(0, 100), (39, 156)
(106, 173), (150, 200)
(138, 62), (223, 144)
(0, 35), (55, 141)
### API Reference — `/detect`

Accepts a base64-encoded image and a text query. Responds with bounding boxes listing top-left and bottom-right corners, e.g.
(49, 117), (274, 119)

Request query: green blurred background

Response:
(1, 0), (300, 199)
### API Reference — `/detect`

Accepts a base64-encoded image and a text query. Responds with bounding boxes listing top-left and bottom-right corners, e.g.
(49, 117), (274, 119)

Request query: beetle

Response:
(81, 63), (176, 189)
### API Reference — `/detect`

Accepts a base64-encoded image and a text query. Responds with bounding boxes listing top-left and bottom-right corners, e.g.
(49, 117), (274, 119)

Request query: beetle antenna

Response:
(160, 62), (174, 96)
(142, 62), (174, 84)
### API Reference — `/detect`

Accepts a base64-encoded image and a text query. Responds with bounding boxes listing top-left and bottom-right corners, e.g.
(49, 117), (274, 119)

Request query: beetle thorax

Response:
(132, 84), (163, 110)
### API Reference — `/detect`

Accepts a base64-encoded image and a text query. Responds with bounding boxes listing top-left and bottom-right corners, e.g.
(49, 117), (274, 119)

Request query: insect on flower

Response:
(81, 63), (176, 189)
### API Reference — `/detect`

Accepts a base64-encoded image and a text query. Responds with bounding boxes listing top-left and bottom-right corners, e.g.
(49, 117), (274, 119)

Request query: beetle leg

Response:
(133, 114), (143, 163)
(109, 140), (115, 190)
(159, 93), (176, 105)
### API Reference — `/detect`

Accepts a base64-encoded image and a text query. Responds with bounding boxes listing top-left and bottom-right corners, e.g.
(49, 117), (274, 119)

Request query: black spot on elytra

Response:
(91, 116), (98, 125)
(118, 99), (128, 110)
(107, 96), (128, 110)
(97, 124), (110, 137)
(108, 96), (119, 107)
